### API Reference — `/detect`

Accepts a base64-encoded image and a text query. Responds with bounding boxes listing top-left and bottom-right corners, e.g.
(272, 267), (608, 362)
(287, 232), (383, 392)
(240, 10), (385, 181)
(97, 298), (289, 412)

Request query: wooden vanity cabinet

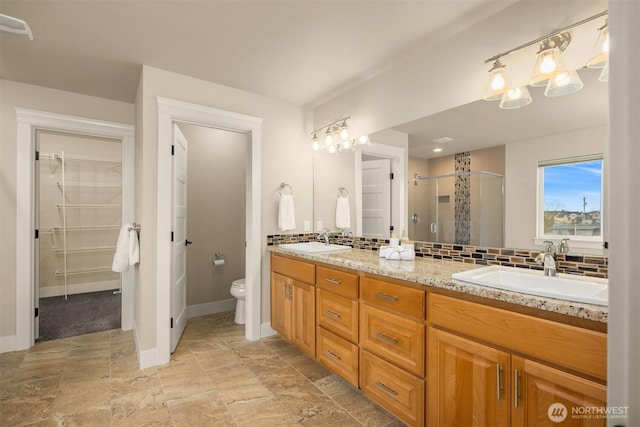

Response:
(427, 293), (608, 427)
(360, 277), (426, 426)
(270, 255), (316, 358)
(315, 265), (360, 387)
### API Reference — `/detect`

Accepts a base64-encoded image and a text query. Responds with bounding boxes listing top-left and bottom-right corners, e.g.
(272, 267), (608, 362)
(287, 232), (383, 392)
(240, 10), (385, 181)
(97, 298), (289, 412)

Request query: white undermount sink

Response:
(452, 265), (608, 306)
(278, 242), (352, 254)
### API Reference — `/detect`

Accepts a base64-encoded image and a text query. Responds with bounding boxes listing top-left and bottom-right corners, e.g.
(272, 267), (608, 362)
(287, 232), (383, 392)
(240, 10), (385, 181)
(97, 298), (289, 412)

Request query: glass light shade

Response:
(499, 86), (532, 109)
(311, 140), (320, 151)
(327, 144), (337, 154)
(544, 70), (584, 97)
(529, 42), (569, 87)
(483, 60), (508, 101)
(339, 124), (349, 140)
(340, 139), (353, 151)
(356, 135), (370, 146)
(324, 131), (333, 146)
(587, 23), (609, 68)
(599, 60), (609, 82)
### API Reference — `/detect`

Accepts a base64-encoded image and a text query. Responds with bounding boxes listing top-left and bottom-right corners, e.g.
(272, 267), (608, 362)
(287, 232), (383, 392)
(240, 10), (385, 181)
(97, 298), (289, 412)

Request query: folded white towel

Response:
(112, 223), (140, 273)
(378, 244), (415, 260)
(128, 228), (140, 266)
(335, 195), (350, 229)
(278, 194), (296, 231)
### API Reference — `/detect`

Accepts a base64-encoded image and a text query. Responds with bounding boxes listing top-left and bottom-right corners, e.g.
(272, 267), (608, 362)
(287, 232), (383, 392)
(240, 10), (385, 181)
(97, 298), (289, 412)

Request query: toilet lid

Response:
(232, 278), (246, 287)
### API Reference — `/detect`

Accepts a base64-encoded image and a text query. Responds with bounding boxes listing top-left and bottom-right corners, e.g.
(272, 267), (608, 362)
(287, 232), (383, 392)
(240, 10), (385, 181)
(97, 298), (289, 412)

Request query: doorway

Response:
(156, 97), (262, 365)
(36, 130), (123, 341)
(15, 108), (134, 351)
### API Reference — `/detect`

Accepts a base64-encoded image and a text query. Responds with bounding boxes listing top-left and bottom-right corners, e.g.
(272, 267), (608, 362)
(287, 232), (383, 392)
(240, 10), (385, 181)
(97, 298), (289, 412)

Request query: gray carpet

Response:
(38, 289), (121, 342)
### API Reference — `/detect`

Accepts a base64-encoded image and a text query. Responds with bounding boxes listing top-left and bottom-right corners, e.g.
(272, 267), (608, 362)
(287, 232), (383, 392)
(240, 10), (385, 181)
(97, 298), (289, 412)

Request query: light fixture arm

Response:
(484, 10), (607, 64)
(311, 116), (351, 136)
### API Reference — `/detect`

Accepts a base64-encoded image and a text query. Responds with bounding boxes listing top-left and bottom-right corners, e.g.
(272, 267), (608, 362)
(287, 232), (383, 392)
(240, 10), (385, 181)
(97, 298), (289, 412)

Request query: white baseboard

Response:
(39, 279), (120, 298)
(187, 298), (236, 319)
(133, 320), (157, 369)
(0, 335), (17, 353)
(260, 322), (277, 338)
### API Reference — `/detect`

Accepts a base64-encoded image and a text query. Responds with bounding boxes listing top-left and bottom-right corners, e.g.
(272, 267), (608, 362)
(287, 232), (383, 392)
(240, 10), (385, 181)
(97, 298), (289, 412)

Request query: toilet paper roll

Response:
(213, 259), (225, 267)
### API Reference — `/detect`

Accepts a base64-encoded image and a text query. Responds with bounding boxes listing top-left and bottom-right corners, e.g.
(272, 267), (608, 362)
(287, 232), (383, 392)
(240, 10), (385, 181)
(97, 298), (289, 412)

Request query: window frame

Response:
(536, 154), (604, 245)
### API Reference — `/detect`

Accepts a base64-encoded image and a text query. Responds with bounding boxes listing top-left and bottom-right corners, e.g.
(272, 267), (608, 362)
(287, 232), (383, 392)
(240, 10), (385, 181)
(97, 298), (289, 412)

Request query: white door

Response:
(362, 159), (391, 238)
(171, 124), (189, 352)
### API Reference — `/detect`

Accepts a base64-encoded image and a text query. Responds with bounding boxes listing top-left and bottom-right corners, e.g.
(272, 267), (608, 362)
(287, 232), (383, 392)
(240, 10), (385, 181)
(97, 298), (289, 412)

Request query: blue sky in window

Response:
(544, 160), (602, 212)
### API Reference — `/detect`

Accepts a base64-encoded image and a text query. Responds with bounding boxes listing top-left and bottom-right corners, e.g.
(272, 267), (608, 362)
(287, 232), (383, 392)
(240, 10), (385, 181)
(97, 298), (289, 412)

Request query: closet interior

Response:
(37, 130), (122, 341)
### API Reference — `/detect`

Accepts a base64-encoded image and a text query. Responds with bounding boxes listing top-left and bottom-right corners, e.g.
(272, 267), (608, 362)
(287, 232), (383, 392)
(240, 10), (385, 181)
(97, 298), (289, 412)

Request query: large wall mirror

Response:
(313, 66), (608, 255)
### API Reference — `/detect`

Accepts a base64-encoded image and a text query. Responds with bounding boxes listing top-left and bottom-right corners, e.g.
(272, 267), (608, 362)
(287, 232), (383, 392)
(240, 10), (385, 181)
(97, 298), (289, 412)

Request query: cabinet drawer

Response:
(316, 289), (358, 343)
(317, 266), (358, 298)
(360, 277), (425, 319)
(271, 254), (315, 284)
(429, 293), (607, 380)
(316, 327), (359, 387)
(360, 303), (425, 377)
(360, 350), (424, 427)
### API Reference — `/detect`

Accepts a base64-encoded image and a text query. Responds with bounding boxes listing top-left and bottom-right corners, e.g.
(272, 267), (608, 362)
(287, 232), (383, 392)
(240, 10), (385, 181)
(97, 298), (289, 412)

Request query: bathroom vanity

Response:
(269, 246), (607, 427)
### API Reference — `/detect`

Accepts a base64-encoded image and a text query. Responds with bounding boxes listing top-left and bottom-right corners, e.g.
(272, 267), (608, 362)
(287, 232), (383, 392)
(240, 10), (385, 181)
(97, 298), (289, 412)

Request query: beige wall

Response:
(179, 124), (246, 307)
(136, 66), (310, 351)
(505, 125), (606, 251)
(0, 79), (134, 340)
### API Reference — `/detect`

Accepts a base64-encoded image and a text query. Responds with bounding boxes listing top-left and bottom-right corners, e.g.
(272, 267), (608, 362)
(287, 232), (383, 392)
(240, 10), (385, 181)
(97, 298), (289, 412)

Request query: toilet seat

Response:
(230, 277), (246, 325)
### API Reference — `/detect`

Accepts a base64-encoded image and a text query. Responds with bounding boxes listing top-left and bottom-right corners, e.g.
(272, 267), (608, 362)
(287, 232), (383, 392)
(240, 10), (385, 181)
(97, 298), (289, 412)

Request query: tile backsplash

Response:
(266, 233), (608, 279)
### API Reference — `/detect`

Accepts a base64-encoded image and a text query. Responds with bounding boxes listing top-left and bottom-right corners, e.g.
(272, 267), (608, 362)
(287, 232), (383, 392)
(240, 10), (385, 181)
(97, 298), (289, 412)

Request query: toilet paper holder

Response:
(212, 252), (225, 267)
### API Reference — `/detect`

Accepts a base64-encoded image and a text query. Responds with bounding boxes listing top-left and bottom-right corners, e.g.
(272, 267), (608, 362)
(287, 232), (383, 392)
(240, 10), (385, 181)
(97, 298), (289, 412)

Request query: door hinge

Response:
(171, 231), (174, 242)
(389, 225), (394, 232)
(35, 229), (39, 239)
(603, 241), (609, 249)
(170, 317), (174, 328)
(35, 307), (39, 317)
(390, 172), (394, 180)
(35, 150), (40, 161)
(171, 145), (175, 156)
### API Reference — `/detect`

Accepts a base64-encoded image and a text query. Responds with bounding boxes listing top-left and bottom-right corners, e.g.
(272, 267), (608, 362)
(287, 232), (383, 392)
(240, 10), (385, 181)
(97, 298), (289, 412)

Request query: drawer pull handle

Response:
(325, 278), (341, 285)
(375, 332), (398, 344)
(375, 381), (398, 397)
(326, 310), (341, 319)
(326, 350), (341, 361)
(375, 292), (398, 302)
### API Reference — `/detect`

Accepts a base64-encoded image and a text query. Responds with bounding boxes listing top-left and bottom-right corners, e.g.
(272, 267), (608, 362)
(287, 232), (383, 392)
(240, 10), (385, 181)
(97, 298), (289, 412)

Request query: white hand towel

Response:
(335, 195), (351, 229)
(112, 223), (132, 273)
(278, 194), (296, 231)
(128, 228), (140, 266)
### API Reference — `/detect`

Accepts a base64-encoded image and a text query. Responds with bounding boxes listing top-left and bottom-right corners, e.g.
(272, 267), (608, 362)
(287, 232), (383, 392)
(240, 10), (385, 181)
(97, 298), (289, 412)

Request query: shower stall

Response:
(409, 171), (504, 247)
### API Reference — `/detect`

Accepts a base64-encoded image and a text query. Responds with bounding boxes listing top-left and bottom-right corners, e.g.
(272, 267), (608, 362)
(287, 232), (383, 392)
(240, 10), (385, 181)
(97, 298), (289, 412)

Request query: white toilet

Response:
(230, 278), (246, 324)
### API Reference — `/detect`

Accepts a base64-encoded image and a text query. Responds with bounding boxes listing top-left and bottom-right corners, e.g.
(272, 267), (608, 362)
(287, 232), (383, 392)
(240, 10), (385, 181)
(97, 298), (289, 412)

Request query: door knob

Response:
(185, 239), (193, 246)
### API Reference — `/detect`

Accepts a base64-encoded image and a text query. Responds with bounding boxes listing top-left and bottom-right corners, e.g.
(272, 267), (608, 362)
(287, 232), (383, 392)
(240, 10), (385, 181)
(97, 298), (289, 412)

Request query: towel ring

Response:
(279, 182), (293, 196)
(338, 186), (349, 197)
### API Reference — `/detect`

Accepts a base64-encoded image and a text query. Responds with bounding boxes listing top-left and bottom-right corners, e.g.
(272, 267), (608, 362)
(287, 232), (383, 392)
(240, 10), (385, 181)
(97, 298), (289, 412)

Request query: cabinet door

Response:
(270, 272), (291, 340)
(291, 280), (316, 358)
(427, 327), (510, 427)
(512, 356), (607, 427)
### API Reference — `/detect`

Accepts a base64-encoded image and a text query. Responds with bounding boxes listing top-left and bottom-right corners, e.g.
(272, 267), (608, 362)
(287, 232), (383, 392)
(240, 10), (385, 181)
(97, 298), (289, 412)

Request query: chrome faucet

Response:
(317, 228), (331, 245)
(557, 238), (571, 254)
(535, 240), (557, 277)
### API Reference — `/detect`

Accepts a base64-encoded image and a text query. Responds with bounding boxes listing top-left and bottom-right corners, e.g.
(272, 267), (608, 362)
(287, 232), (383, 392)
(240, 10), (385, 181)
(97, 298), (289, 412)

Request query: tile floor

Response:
(0, 311), (404, 426)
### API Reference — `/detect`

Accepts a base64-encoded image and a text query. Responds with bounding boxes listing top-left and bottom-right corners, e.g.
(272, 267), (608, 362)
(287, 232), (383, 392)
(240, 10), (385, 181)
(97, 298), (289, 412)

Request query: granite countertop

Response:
(268, 245), (608, 324)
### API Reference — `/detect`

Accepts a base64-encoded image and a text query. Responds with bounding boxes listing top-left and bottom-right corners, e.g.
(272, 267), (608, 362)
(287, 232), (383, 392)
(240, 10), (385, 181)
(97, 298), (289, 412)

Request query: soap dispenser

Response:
(389, 231), (399, 247)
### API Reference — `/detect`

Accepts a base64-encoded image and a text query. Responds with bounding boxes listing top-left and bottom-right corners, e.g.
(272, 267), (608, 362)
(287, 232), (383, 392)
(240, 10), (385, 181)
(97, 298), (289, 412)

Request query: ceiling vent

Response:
(0, 14), (33, 40)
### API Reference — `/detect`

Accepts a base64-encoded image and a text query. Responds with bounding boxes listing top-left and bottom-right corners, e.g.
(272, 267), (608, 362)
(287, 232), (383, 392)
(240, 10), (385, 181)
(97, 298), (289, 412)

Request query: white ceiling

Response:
(0, 0), (514, 107)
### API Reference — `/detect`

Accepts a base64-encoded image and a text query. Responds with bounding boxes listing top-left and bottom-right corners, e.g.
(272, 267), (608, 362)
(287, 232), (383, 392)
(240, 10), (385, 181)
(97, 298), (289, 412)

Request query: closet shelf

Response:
(56, 203), (121, 208)
(55, 266), (115, 277)
(54, 246), (117, 255)
(41, 225), (120, 233)
(57, 181), (122, 189)
(40, 152), (121, 164)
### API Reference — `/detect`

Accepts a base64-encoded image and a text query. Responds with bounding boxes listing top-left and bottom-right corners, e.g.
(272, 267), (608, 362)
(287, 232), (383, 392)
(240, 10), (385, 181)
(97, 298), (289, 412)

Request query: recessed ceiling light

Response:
(432, 136), (453, 144)
(433, 148), (443, 153)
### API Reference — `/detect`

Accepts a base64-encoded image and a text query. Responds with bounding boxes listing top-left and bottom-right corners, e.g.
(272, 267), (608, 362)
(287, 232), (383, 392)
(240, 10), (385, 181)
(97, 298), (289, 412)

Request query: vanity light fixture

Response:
(310, 117), (370, 153)
(483, 10), (607, 110)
